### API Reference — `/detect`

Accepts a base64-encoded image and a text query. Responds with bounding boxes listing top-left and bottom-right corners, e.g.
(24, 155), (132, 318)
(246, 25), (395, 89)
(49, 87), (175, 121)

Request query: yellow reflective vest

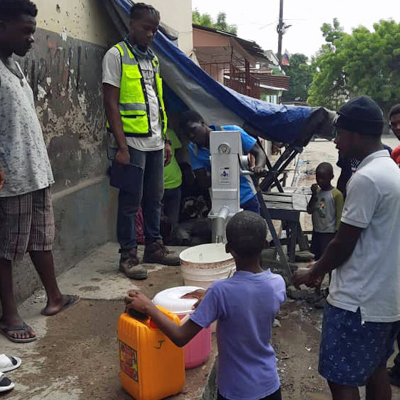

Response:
(107, 40), (167, 138)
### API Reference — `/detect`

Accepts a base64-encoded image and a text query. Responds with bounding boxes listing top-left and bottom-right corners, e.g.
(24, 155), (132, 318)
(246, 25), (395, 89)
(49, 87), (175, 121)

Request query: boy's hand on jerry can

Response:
(125, 290), (154, 314)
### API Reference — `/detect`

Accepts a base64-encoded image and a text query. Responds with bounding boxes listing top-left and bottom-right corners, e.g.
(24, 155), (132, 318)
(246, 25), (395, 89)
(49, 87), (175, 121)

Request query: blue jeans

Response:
(117, 147), (164, 250)
(393, 333), (400, 373)
(162, 187), (181, 225)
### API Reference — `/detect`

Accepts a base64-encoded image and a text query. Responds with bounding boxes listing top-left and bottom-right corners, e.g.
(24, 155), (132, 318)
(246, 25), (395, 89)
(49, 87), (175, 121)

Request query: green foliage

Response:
(308, 19), (400, 114)
(281, 53), (314, 102)
(192, 9), (237, 35)
(192, 9), (213, 28)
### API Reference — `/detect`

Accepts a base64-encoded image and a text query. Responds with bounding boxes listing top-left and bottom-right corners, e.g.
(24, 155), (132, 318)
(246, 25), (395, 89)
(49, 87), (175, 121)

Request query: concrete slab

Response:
(55, 242), (188, 301)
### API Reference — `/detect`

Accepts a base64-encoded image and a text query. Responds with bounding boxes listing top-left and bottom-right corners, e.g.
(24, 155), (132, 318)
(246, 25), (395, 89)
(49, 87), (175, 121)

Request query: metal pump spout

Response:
(215, 206), (230, 243)
(209, 130), (242, 243)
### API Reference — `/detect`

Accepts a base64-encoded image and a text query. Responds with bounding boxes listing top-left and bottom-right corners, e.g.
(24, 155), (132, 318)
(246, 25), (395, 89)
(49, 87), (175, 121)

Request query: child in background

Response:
(307, 163), (343, 285)
(125, 211), (286, 400)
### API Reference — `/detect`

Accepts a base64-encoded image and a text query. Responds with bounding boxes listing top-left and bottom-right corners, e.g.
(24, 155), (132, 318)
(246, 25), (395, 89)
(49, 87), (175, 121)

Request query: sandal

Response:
(0, 354), (21, 373)
(0, 372), (14, 393)
(41, 294), (80, 316)
(0, 323), (37, 343)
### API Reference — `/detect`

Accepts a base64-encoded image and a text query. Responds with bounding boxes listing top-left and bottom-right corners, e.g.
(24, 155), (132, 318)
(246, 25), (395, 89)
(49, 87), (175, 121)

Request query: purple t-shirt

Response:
(191, 270), (286, 400)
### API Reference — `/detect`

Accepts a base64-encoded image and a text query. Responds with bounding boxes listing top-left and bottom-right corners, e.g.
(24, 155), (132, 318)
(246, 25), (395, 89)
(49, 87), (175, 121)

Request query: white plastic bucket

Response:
(179, 244), (235, 290)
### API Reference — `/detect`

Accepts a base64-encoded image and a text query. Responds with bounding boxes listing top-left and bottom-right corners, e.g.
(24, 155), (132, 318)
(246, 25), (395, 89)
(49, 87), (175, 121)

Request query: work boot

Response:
(119, 248), (147, 280)
(388, 367), (400, 387)
(143, 241), (180, 266)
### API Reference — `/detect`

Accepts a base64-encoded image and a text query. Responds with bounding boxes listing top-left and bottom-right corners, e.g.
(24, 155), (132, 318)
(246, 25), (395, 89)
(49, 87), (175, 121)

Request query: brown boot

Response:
(119, 248), (147, 280)
(143, 241), (180, 266)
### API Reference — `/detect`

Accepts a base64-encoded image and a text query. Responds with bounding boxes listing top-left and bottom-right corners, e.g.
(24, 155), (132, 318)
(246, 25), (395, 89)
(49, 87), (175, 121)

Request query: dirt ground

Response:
(275, 300), (328, 400)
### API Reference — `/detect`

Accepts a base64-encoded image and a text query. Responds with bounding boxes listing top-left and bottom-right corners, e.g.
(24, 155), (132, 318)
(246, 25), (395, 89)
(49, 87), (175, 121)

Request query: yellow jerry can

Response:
(118, 305), (185, 400)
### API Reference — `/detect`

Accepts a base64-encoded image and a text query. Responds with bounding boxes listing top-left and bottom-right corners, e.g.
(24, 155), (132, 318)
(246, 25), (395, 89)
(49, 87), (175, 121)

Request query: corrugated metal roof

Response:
(253, 73), (290, 90)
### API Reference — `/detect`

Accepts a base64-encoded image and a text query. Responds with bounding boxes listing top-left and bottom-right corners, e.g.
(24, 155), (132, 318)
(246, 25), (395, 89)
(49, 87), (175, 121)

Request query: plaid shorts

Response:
(319, 303), (400, 386)
(0, 187), (55, 261)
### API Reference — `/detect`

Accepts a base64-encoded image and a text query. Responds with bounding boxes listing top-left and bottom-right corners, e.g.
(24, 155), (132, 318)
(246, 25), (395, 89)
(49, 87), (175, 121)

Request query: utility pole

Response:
(277, 0), (284, 66)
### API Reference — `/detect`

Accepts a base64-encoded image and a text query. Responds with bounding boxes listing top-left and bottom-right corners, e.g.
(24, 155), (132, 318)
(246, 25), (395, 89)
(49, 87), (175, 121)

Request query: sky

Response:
(191, 0), (400, 59)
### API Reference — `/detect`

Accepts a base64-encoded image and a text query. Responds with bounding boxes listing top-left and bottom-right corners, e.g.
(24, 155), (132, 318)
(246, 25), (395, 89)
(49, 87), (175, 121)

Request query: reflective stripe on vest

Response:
(107, 41), (167, 138)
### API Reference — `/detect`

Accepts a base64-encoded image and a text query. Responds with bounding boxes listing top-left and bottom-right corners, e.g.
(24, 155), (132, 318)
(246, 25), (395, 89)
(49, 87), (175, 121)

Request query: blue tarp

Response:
(107, 0), (329, 144)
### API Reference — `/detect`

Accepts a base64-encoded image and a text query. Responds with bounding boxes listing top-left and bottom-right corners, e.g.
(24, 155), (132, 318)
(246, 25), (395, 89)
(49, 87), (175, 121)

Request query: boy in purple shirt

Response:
(125, 211), (286, 400)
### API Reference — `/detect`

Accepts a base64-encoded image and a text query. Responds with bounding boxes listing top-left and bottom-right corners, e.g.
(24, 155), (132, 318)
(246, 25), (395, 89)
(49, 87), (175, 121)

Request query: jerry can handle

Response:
(128, 308), (149, 321)
(148, 306), (183, 329)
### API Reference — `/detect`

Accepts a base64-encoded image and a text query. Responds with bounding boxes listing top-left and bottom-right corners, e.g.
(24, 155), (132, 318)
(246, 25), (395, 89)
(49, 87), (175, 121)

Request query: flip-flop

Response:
(0, 323), (37, 344)
(0, 355), (22, 373)
(0, 372), (15, 393)
(40, 294), (80, 316)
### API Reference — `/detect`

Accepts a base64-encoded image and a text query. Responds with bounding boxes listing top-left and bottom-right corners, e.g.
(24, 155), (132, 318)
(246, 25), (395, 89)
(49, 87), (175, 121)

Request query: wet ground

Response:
(276, 300), (328, 400)
(0, 244), (218, 400)
(0, 299), (217, 400)
(3, 297), (400, 400)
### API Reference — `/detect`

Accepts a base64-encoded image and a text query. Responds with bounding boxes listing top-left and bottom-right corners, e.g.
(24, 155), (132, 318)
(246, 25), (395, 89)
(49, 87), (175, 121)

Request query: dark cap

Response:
(334, 96), (383, 136)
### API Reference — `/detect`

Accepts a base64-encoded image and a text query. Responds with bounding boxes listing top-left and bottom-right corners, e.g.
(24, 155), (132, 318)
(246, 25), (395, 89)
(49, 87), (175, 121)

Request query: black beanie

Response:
(334, 96), (384, 136)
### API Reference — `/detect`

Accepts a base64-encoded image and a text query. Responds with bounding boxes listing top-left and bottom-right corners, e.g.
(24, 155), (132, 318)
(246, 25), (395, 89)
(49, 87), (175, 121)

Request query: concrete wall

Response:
(12, 0), (121, 305)
(149, 0), (193, 55)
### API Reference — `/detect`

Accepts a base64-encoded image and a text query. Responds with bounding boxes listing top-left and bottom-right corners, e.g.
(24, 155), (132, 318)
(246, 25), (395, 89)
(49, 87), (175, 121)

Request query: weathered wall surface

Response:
(35, 0), (117, 47)
(149, 0), (193, 55)
(20, 1), (120, 193)
(11, 0), (121, 305)
(20, 29), (109, 193)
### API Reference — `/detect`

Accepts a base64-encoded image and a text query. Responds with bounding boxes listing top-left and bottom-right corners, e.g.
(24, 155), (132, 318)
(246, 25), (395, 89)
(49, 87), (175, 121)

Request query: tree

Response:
(308, 19), (400, 114)
(192, 9), (237, 35)
(192, 9), (213, 28)
(281, 53), (314, 103)
(214, 12), (237, 35)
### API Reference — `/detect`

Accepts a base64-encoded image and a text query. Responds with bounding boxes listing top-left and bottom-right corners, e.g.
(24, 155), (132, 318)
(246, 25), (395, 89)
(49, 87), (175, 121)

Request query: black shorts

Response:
(310, 231), (335, 260)
(217, 388), (282, 400)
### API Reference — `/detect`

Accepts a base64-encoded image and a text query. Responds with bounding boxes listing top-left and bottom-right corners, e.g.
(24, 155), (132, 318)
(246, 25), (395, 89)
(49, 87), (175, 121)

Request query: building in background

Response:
(149, 0), (193, 55)
(193, 24), (266, 99)
(193, 24), (290, 102)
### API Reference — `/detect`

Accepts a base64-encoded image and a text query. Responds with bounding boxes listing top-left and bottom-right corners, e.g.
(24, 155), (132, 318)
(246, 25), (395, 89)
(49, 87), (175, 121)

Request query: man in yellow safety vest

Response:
(102, 3), (180, 280)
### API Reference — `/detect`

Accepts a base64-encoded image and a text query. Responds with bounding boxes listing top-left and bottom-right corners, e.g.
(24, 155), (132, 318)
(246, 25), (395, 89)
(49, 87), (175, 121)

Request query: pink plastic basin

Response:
(153, 286), (212, 369)
(178, 313), (212, 369)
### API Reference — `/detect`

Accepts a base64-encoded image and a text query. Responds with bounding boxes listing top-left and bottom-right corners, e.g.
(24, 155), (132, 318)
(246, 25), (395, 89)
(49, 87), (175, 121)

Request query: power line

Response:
(259, 20), (279, 30)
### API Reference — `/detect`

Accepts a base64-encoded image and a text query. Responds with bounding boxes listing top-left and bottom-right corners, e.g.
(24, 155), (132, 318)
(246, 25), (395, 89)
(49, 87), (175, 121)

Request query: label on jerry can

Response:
(120, 341), (139, 382)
